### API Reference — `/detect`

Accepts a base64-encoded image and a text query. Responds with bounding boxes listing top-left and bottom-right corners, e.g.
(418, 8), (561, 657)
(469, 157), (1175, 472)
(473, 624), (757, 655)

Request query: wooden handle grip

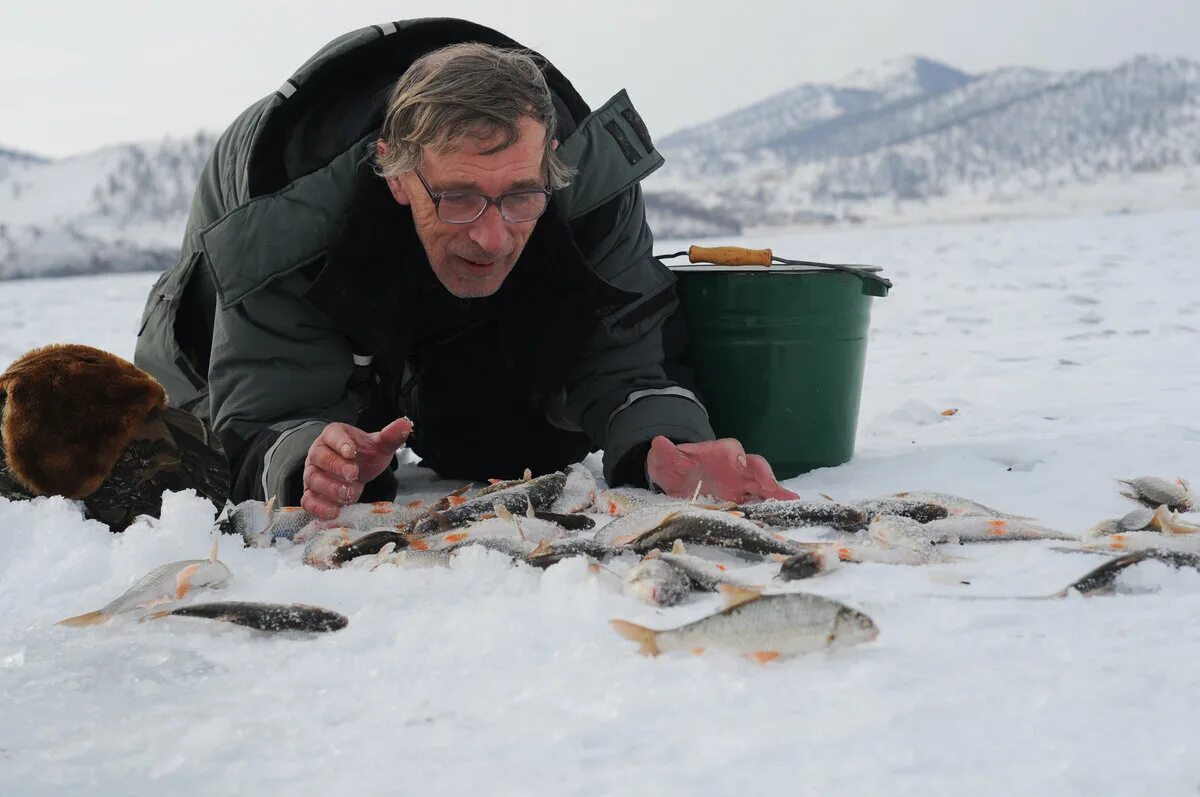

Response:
(687, 245), (772, 267)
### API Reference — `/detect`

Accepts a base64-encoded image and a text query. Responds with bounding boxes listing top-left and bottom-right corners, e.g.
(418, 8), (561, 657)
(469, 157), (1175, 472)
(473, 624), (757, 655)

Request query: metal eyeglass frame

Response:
(412, 168), (552, 224)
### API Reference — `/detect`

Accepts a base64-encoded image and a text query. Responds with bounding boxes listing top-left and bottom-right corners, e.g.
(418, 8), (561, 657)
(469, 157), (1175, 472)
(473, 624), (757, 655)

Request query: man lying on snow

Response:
(128, 19), (796, 520)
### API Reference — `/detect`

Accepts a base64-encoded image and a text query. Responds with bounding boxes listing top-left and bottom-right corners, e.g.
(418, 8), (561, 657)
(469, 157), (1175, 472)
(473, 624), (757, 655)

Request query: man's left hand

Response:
(645, 435), (799, 504)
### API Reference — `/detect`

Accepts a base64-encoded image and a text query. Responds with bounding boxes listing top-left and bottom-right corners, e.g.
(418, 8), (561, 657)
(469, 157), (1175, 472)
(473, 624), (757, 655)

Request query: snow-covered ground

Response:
(2, 208), (1199, 796)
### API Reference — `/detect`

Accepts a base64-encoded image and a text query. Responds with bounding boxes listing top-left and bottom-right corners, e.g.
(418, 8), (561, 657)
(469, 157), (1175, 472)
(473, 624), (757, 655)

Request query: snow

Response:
(3, 207), (1200, 795)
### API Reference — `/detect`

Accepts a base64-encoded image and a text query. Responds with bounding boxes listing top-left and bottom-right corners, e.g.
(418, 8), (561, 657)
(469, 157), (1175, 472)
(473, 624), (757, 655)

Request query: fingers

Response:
(743, 454), (799, 500)
(320, 422), (364, 462)
(369, 417), (413, 452)
(307, 439), (359, 482)
(301, 488), (341, 520)
(303, 463), (363, 506)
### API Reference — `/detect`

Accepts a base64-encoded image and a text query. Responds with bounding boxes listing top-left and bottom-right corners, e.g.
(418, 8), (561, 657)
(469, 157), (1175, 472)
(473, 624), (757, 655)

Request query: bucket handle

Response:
(656, 245), (893, 294)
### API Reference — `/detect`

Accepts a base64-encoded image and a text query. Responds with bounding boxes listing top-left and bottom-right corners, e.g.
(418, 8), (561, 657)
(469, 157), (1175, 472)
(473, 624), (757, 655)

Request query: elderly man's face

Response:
(381, 116), (552, 298)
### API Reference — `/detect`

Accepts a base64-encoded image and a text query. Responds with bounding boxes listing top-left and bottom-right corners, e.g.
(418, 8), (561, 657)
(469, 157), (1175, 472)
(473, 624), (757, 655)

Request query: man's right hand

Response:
(300, 417), (413, 519)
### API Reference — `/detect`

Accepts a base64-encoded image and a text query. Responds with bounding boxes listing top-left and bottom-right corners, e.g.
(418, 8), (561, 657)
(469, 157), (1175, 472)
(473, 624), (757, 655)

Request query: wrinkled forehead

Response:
(421, 117), (550, 185)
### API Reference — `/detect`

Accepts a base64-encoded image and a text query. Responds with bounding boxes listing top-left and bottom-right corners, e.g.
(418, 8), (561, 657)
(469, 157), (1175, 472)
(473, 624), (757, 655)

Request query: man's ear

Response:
(384, 175), (411, 206)
(551, 139), (559, 152)
(376, 140), (411, 205)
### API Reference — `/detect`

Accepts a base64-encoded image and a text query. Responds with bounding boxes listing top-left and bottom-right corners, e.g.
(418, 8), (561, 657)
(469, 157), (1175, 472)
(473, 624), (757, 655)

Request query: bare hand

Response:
(300, 417), (412, 519)
(645, 435), (799, 504)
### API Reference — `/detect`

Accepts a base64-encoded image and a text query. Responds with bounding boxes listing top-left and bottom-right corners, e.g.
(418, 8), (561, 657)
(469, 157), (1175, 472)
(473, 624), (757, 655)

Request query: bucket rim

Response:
(667, 264), (885, 274)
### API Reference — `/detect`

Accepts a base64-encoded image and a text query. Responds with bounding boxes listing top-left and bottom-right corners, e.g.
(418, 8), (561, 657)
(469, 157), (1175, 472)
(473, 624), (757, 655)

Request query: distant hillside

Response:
(644, 55), (1200, 236)
(5, 53), (1200, 275)
(0, 134), (213, 279)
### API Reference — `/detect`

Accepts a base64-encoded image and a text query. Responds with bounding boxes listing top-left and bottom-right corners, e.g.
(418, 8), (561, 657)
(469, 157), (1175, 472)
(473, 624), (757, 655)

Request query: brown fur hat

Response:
(0, 344), (167, 499)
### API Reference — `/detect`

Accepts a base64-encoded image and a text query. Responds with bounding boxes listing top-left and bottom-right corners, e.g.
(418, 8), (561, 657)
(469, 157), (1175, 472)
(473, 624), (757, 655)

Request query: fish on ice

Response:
(622, 508), (803, 557)
(151, 601), (348, 633)
(611, 585), (879, 662)
(1117, 476), (1193, 512)
(58, 537), (231, 626)
(889, 492), (1034, 520)
(622, 557), (693, 607)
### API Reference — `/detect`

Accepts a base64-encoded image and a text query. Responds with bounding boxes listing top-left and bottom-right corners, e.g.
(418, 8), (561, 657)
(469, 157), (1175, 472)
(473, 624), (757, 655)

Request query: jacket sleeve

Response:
(207, 269), (360, 504)
(561, 184), (715, 487)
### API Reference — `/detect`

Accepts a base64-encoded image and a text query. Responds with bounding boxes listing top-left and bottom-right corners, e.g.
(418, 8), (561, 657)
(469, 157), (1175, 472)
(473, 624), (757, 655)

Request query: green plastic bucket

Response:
(670, 263), (890, 480)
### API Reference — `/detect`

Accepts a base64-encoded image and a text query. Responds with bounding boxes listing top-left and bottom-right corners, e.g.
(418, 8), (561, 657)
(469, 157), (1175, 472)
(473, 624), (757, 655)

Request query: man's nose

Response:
(467, 204), (507, 254)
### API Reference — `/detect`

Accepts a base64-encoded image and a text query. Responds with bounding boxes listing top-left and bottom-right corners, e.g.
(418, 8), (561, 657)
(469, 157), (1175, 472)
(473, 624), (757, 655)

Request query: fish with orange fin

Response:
(611, 585), (878, 661)
(1087, 504), (1200, 537)
(58, 537), (231, 627)
(653, 540), (759, 591)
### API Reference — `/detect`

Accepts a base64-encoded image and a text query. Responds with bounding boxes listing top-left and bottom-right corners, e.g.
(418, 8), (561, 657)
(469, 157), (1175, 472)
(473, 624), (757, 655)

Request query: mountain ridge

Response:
(3, 54), (1199, 277)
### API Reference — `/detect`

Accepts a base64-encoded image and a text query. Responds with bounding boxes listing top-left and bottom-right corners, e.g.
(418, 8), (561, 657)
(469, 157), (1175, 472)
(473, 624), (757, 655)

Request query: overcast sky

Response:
(3, 0), (1199, 158)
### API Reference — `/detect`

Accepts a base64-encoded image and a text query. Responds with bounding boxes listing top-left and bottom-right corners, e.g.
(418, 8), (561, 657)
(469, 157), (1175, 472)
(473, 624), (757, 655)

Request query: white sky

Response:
(3, 0), (1199, 158)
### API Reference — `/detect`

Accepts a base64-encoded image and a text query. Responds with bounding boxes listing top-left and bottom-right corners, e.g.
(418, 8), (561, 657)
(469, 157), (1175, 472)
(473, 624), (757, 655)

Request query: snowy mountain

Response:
(0, 134), (213, 279)
(4, 54), (1200, 276)
(644, 55), (1200, 236)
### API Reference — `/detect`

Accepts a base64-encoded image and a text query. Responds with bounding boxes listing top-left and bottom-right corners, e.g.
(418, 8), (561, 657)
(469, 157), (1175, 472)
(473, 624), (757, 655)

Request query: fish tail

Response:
(610, 619), (661, 657)
(56, 610), (110, 627)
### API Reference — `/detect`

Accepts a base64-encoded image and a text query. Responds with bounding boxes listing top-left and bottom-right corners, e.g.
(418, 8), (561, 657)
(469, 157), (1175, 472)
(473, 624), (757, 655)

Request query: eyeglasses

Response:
(412, 168), (551, 224)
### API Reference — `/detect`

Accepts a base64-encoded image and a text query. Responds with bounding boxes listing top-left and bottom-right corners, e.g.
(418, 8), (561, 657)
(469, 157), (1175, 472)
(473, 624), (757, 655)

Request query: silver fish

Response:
(890, 492), (1034, 520)
(923, 516), (1074, 542)
(1118, 477), (1193, 512)
(776, 548), (841, 580)
(622, 558), (693, 607)
(851, 498), (949, 525)
(1088, 505), (1199, 537)
(445, 535), (540, 559)
(594, 503), (693, 546)
(870, 515), (959, 544)
(525, 537), (612, 569)
(548, 463), (598, 514)
(736, 499), (868, 532)
(59, 538), (231, 626)
(611, 585), (879, 661)
(624, 508), (803, 557)
(410, 471), (567, 535)
(302, 527), (357, 569)
(1087, 507), (1158, 537)
(652, 540), (758, 591)
(1081, 531), (1200, 555)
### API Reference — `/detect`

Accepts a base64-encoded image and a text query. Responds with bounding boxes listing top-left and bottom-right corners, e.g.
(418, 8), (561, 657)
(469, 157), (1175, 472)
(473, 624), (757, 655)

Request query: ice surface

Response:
(2, 208), (1199, 795)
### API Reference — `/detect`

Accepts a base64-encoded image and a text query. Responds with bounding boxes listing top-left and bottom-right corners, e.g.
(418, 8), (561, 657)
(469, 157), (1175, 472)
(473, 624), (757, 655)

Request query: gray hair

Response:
(374, 43), (576, 190)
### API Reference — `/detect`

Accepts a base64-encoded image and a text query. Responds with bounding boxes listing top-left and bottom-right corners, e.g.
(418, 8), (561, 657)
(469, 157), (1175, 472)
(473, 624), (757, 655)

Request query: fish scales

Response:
(890, 492), (1033, 520)
(738, 500), (868, 532)
(851, 498), (949, 525)
(594, 504), (692, 546)
(923, 516), (1074, 542)
(613, 591), (878, 658)
(411, 471), (566, 535)
(623, 559), (693, 606)
(629, 509), (803, 556)
(525, 537), (612, 568)
(59, 554), (231, 626)
(165, 602), (348, 633)
(654, 544), (755, 591)
(548, 464), (598, 514)
(1118, 477), (1193, 512)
